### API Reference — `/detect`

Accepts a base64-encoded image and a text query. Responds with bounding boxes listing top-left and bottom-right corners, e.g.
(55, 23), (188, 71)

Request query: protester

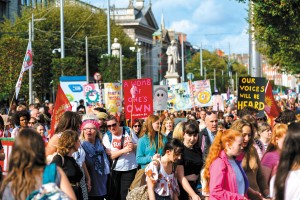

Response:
(203, 129), (249, 200)
(275, 109), (296, 125)
(33, 123), (47, 142)
(272, 122), (300, 199)
(1, 128), (75, 200)
(145, 139), (184, 200)
(80, 116), (110, 200)
(128, 118), (143, 138)
(136, 114), (168, 169)
(261, 123), (288, 187)
(231, 119), (270, 199)
(256, 122), (272, 159)
(51, 130), (83, 199)
(199, 111), (218, 164)
(103, 115), (138, 200)
(172, 121), (185, 142)
(161, 117), (174, 140)
(93, 107), (108, 137)
(46, 111), (82, 158)
(176, 120), (202, 200)
(28, 117), (37, 128)
(11, 110), (30, 138)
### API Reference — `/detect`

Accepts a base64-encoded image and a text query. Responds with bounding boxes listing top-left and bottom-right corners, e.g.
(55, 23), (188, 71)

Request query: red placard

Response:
(123, 78), (153, 120)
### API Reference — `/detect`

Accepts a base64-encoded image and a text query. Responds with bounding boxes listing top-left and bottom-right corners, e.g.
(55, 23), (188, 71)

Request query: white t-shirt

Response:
(103, 127), (138, 171)
(270, 169), (300, 199)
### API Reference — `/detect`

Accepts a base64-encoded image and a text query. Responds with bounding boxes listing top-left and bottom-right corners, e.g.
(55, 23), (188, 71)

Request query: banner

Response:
(153, 85), (168, 111)
(15, 41), (33, 99)
(104, 83), (122, 114)
(168, 82), (192, 111)
(50, 85), (72, 136)
(237, 77), (266, 115)
(264, 81), (280, 118)
(193, 80), (213, 107)
(123, 78), (153, 120)
(212, 95), (225, 111)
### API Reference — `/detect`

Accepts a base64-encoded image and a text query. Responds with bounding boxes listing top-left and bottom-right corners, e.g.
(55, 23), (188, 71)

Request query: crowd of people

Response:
(0, 98), (300, 200)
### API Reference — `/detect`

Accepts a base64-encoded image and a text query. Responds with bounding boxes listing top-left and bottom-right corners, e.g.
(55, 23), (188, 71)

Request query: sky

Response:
(82, 0), (249, 54)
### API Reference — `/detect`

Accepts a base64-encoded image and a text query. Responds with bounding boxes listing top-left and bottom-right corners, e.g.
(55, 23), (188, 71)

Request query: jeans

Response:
(111, 168), (137, 200)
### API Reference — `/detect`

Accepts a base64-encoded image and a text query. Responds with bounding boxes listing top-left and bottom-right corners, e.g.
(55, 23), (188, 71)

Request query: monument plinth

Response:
(165, 72), (179, 85)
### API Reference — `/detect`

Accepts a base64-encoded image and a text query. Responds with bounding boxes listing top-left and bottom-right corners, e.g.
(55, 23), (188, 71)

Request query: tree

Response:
(186, 49), (248, 93)
(236, 0), (300, 74)
(0, 2), (136, 102)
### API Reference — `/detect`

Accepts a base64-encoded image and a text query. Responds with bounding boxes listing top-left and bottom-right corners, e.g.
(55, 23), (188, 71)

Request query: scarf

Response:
(81, 138), (110, 175)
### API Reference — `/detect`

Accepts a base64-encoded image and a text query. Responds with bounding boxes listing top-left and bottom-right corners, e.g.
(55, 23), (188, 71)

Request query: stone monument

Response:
(165, 39), (180, 85)
(111, 38), (121, 57)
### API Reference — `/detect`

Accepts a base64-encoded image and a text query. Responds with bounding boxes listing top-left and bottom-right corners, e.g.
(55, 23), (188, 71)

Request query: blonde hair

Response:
(203, 129), (242, 193)
(161, 117), (174, 134)
(172, 121), (185, 142)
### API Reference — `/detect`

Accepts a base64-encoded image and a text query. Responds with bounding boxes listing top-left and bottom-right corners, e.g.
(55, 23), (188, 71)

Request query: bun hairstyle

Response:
(203, 129), (242, 193)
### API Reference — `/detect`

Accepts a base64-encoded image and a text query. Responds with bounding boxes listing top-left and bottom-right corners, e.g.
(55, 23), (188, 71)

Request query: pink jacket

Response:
(209, 150), (249, 200)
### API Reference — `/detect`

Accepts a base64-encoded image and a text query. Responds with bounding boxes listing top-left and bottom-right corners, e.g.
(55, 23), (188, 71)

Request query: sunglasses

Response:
(133, 125), (141, 128)
(28, 122), (35, 124)
(107, 123), (117, 129)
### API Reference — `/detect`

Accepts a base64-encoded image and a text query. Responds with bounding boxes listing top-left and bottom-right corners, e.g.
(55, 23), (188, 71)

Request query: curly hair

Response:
(54, 111), (81, 134)
(12, 110), (30, 126)
(57, 130), (79, 156)
(139, 115), (164, 149)
(274, 122), (300, 200)
(0, 128), (46, 200)
(264, 123), (287, 154)
(203, 129), (242, 193)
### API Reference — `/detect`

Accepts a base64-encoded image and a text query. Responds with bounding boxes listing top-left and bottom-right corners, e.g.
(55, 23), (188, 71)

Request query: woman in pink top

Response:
(261, 123), (288, 187)
(203, 129), (249, 200)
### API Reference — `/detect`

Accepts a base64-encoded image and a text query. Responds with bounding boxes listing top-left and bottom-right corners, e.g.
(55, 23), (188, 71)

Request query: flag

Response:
(15, 41), (33, 99)
(49, 85), (72, 137)
(264, 81), (280, 119)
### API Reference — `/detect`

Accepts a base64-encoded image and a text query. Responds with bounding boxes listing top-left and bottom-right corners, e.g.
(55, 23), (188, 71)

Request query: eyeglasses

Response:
(107, 123), (117, 129)
(83, 128), (96, 131)
(28, 122), (35, 124)
(133, 125), (141, 128)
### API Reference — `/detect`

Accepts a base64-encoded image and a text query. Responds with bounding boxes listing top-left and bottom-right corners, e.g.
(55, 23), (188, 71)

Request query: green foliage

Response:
(236, 0), (300, 74)
(0, 2), (136, 102)
(186, 50), (248, 93)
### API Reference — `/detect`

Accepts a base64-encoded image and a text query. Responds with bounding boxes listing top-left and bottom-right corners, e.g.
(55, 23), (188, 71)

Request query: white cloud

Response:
(170, 20), (198, 34)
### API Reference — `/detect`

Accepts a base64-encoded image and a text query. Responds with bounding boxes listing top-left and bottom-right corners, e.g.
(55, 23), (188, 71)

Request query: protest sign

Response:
(123, 78), (153, 120)
(238, 77), (266, 115)
(153, 85), (168, 111)
(168, 82), (192, 111)
(193, 80), (213, 107)
(104, 83), (122, 114)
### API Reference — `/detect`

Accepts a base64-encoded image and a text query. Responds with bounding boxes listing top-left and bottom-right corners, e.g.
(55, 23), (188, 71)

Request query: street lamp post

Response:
(130, 39), (142, 79)
(136, 39), (142, 79)
(29, 14), (46, 104)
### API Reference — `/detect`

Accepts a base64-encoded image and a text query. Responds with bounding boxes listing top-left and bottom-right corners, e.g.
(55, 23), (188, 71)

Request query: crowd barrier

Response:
(0, 138), (14, 175)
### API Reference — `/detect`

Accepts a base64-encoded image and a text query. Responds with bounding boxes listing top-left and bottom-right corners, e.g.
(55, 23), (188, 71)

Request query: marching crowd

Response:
(0, 99), (300, 200)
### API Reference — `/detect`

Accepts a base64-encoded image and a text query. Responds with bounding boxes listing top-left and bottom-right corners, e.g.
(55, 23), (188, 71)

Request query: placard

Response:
(123, 78), (153, 120)
(238, 77), (266, 114)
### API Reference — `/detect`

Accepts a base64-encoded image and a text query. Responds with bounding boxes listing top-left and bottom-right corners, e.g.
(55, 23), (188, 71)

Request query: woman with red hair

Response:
(203, 129), (249, 200)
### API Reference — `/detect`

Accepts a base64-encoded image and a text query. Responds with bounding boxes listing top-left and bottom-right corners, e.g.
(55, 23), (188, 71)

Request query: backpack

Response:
(26, 163), (70, 200)
(106, 126), (131, 143)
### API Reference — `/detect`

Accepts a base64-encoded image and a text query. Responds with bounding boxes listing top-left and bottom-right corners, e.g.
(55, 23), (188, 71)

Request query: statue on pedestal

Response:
(111, 38), (121, 57)
(166, 40), (181, 74)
